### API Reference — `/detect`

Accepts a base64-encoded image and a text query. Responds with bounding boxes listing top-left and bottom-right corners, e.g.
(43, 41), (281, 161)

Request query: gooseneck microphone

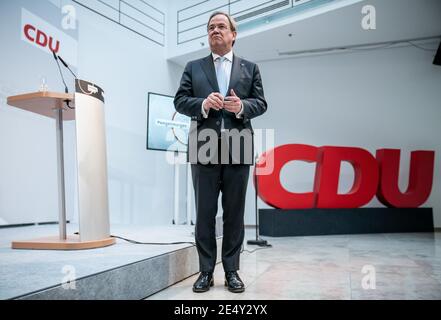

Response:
(52, 50), (69, 94)
(57, 54), (78, 79)
(52, 50), (74, 109)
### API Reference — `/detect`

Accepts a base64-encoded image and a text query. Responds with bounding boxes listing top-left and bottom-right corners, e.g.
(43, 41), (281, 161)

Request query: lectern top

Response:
(7, 91), (75, 121)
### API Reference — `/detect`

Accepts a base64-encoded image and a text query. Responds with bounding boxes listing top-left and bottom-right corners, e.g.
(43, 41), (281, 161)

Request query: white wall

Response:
(71, 2), (186, 226)
(0, 0), (187, 226)
(0, 0), (79, 225)
(243, 43), (441, 226)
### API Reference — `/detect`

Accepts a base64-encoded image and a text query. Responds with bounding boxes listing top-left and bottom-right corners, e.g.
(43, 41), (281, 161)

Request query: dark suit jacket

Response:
(174, 53), (267, 165)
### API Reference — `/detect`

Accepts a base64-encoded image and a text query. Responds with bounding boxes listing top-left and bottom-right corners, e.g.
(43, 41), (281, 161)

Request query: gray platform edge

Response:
(13, 217), (224, 300)
(12, 237), (222, 300)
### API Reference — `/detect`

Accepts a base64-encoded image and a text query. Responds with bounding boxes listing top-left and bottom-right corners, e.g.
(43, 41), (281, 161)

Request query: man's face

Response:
(207, 14), (236, 54)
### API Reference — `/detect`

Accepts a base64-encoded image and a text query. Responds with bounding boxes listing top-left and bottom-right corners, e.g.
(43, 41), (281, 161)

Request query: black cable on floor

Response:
(74, 232), (195, 245)
(111, 234), (195, 246)
(241, 244), (272, 254)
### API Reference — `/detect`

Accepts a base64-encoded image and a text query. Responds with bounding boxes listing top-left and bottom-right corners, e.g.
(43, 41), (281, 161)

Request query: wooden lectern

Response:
(7, 80), (115, 250)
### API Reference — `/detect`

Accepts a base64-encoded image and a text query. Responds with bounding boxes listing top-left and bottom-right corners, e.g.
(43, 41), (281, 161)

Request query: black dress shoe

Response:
(224, 271), (245, 293)
(193, 272), (214, 293)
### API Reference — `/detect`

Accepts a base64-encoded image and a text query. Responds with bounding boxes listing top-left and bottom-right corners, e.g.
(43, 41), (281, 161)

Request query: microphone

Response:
(52, 50), (74, 109)
(52, 50), (69, 94)
(57, 54), (78, 79)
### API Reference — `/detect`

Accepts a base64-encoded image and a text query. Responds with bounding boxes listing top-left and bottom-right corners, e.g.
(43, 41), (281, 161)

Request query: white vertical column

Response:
(173, 152), (180, 224)
(186, 162), (193, 225)
(55, 108), (67, 240)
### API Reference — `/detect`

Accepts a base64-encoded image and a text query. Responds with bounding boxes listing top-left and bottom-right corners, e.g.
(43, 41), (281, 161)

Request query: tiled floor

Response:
(146, 231), (441, 300)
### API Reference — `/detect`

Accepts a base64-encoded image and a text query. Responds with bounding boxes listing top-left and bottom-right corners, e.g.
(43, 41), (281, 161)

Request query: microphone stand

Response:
(247, 155), (271, 247)
(52, 51), (74, 109)
(52, 51), (68, 94)
(58, 55), (78, 79)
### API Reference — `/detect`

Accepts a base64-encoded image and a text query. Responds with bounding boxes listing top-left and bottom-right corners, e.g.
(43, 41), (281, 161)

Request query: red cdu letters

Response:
(255, 144), (434, 209)
(23, 24), (60, 54)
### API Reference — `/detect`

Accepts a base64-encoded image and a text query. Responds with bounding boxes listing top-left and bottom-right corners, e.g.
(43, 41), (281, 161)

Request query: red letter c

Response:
(256, 144), (318, 209)
(24, 24), (36, 42)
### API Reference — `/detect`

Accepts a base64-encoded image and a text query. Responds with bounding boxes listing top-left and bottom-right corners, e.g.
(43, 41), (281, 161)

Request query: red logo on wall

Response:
(255, 144), (435, 209)
(23, 24), (60, 53)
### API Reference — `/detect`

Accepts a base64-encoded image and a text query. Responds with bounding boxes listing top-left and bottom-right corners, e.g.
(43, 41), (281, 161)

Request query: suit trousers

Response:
(191, 139), (250, 272)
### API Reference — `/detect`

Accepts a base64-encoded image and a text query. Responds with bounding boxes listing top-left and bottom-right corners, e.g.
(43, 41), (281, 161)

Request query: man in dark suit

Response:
(174, 12), (267, 293)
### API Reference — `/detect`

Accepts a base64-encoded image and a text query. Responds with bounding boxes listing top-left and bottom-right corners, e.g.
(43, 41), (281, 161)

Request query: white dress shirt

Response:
(201, 50), (244, 123)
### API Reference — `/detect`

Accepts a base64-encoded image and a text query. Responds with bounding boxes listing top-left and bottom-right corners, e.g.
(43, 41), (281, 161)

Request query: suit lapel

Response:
(200, 54), (219, 93)
(227, 54), (242, 96)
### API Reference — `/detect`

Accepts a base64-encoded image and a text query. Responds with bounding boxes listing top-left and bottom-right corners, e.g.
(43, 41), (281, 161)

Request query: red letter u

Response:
(49, 37), (60, 53)
(376, 149), (435, 208)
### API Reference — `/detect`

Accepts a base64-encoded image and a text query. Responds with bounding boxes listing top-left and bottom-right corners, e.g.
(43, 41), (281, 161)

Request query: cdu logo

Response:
(21, 8), (78, 67)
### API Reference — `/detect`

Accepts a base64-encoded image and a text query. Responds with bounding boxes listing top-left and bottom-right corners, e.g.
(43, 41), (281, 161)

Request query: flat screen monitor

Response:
(146, 92), (190, 153)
